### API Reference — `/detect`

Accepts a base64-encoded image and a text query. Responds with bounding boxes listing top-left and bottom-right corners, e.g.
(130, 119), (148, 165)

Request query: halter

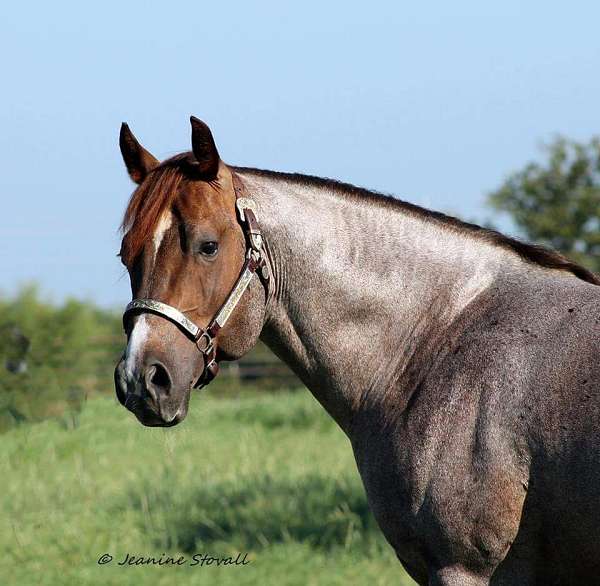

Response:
(122, 174), (269, 389)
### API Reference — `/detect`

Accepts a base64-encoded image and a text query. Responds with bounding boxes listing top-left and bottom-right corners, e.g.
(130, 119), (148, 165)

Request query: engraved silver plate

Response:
(236, 198), (259, 222)
(214, 267), (254, 327)
(124, 299), (200, 339)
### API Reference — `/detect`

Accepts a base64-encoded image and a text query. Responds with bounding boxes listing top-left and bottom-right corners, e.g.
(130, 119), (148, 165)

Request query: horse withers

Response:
(114, 117), (600, 585)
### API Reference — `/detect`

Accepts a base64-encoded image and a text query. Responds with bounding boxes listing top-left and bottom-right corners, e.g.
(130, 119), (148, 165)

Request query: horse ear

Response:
(190, 116), (220, 178)
(119, 123), (159, 184)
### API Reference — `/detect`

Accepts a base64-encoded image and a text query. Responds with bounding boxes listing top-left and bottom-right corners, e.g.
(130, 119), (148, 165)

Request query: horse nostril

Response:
(146, 362), (172, 394)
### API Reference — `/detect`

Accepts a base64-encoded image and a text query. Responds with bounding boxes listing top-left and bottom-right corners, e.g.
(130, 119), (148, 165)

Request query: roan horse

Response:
(114, 117), (600, 585)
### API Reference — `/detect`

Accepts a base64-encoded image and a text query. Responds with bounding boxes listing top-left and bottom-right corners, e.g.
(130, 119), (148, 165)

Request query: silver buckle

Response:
(195, 332), (214, 354)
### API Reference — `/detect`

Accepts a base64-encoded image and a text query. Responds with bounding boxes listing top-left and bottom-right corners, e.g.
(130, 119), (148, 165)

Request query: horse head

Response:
(114, 118), (267, 426)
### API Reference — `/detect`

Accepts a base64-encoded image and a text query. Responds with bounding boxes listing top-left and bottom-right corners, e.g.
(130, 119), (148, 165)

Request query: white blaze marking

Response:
(152, 212), (173, 265)
(124, 315), (149, 378)
(123, 212), (172, 379)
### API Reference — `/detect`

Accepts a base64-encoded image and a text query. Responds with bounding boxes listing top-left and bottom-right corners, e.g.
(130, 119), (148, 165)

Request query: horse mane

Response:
(235, 167), (600, 286)
(121, 157), (600, 286)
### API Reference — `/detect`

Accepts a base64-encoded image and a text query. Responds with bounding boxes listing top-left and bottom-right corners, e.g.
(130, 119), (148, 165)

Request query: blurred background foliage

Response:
(0, 285), (122, 431)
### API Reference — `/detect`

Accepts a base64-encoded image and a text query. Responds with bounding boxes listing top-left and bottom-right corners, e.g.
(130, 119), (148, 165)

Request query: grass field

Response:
(1, 389), (416, 586)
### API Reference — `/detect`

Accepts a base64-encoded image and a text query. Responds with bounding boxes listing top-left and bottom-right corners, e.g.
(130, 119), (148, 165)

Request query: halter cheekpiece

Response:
(122, 173), (269, 389)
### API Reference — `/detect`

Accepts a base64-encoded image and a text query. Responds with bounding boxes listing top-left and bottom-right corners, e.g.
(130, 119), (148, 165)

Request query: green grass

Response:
(0, 390), (416, 586)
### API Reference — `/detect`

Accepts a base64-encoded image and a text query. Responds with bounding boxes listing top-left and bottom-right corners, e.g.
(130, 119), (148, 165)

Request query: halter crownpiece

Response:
(122, 173), (269, 389)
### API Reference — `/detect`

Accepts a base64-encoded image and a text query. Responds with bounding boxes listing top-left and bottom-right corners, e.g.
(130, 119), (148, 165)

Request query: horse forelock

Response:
(120, 153), (196, 265)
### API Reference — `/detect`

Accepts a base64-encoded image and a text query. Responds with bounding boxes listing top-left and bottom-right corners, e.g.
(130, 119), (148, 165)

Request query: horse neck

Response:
(237, 170), (517, 434)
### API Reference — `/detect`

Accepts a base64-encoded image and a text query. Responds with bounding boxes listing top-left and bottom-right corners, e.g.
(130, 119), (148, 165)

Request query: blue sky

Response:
(1, 1), (599, 306)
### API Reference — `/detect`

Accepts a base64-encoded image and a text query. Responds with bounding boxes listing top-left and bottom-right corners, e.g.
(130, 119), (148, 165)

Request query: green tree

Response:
(0, 285), (124, 431)
(488, 136), (600, 272)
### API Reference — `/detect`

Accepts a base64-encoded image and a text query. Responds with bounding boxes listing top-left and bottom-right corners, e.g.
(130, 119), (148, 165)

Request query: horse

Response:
(114, 117), (600, 585)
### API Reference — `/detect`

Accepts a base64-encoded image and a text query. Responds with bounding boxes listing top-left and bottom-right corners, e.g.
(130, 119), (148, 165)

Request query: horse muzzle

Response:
(114, 357), (188, 427)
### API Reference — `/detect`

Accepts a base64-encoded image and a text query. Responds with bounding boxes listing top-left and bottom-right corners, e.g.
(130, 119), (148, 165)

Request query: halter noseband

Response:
(122, 173), (269, 390)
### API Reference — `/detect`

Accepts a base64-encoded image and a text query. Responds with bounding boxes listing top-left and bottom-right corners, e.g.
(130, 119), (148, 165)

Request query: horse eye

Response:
(199, 241), (219, 257)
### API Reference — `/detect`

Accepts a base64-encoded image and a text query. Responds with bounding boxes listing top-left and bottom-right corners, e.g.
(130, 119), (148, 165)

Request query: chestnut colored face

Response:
(114, 118), (263, 426)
